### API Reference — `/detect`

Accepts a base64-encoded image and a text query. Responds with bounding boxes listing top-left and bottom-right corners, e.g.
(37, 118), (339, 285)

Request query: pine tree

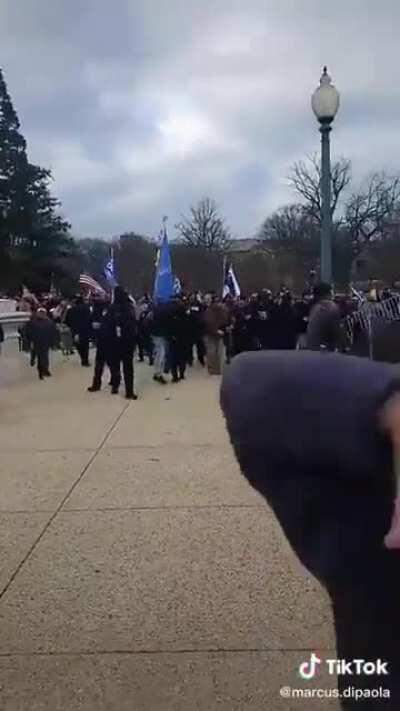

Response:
(0, 67), (72, 292)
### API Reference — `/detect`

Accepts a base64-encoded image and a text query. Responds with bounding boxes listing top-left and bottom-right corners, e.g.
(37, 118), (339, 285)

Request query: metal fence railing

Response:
(344, 295), (400, 348)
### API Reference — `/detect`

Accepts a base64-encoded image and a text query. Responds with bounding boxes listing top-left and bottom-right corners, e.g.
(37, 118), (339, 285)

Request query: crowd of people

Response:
(5, 280), (399, 710)
(12, 280), (398, 397)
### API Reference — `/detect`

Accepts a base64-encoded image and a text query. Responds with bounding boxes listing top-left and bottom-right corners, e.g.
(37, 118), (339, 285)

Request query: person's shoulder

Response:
(223, 351), (279, 387)
(310, 300), (337, 316)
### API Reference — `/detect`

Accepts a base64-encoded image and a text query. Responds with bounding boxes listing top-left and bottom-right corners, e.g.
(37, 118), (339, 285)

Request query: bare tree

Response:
(260, 203), (319, 258)
(345, 172), (400, 245)
(176, 197), (232, 251)
(259, 203), (321, 282)
(118, 233), (155, 295)
(288, 153), (352, 223)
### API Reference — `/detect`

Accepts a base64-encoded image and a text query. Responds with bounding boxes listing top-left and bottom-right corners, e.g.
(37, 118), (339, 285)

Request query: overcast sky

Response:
(1, 0), (399, 240)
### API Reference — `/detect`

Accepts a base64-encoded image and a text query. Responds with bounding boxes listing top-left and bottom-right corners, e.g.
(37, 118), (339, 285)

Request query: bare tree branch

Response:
(288, 153), (352, 224)
(175, 197), (232, 251)
(345, 172), (400, 247)
(259, 203), (320, 266)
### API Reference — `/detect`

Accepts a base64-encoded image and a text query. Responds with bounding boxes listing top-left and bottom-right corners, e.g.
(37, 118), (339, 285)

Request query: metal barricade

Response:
(344, 296), (400, 359)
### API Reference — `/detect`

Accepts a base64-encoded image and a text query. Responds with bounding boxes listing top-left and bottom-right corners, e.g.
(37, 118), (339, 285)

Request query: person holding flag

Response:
(222, 259), (241, 301)
(153, 217), (174, 304)
(102, 287), (138, 400)
(222, 259), (240, 362)
(104, 247), (117, 289)
(152, 217), (174, 383)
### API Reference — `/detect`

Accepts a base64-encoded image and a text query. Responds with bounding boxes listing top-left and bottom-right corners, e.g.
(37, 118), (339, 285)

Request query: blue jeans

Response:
(153, 336), (167, 376)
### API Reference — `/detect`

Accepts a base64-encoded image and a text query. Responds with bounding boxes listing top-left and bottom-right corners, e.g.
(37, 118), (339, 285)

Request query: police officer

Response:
(103, 287), (137, 399)
(65, 295), (92, 366)
(87, 296), (110, 392)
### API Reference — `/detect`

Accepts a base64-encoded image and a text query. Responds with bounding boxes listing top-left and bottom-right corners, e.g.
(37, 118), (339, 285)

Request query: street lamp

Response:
(311, 66), (340, 284)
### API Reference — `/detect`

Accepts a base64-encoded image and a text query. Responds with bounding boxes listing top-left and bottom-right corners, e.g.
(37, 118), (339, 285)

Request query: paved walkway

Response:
(0, 346), (338, 709)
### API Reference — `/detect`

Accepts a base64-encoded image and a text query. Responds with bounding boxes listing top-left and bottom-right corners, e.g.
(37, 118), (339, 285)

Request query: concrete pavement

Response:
(0, 346), (339, 709)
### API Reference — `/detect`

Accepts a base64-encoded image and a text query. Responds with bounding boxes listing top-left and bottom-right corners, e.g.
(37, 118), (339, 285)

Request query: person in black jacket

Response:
(65, 296), (92, 366)
(268, 293), (297, 350)
(87, 297), (111, 392)
(186, 295), (205, 366)
(255, 289), (273, 350)
(137, 301), (154, 365)
(21, 312), (39, 365)
(222, 295), (235, 364)
(24, 308), (57, 379)
(0, 323), (4, 355)
(231, 300), (253, 355)
(166, 297), (190, 382)
(246, 294), (262, 351)
(306, 282), (345, 352)
(221, 351), (400, 708)
(103, 287), (137, 399)
(294, 294), (313, 349)
(151, 302), (170, 384)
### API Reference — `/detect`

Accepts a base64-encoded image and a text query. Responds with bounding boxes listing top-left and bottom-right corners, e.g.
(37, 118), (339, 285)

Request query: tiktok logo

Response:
(298, 653), (322, 680)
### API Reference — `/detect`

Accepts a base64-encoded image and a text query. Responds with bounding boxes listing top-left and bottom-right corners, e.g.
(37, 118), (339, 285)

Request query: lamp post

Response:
(311, 67), (340, 284)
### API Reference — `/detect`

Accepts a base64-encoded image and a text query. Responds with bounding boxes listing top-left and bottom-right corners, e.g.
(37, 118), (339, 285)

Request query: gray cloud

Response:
(1, 0), (399, 239)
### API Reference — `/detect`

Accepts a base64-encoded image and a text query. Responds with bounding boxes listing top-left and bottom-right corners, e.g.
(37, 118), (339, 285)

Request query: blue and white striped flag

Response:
(104, 248), (117, 287)
(173, 276), (182, 295)
(222, 261), (240, 299)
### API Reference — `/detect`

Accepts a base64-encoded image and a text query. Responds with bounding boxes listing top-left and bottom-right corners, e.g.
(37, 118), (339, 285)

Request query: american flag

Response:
(79, 274), (106, 296)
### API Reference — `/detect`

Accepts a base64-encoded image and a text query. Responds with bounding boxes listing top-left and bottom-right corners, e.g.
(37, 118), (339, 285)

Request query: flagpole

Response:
(154, 215), (174, 303)
(111, 245), (115, 304)
(222, 254), (227, 299)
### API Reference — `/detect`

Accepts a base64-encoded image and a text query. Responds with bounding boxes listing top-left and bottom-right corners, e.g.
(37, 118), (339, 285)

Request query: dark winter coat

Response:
(25, 317), (57, 351)
(254, 300), (272, 348)
(65, 303), (93, 338)
(165, 302), (191, 344)
(268, 301), (297, 350)
(151, 304), (171, 339)
(102, 302), (136, 356)
(91, 304), (110, 350)
(353, 319), (400, 364)
(220, 350), (400, 585)
(232, 305), (254, 354)
(306, 299), (344, 351)
(187, 304), (205, 341)
(294, 300), (311, 335)
(203, 303), (230, 338)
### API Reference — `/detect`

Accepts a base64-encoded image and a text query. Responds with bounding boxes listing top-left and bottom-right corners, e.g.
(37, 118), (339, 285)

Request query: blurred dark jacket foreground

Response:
(221, 351), (400, 708)
(306, 299), (344, 351)
(351, 319), (400, 363)
(220, 351), (398, 583)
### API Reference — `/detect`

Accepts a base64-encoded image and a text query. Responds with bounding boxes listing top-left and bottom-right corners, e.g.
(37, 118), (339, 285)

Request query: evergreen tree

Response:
(0, 67), (72, 292)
